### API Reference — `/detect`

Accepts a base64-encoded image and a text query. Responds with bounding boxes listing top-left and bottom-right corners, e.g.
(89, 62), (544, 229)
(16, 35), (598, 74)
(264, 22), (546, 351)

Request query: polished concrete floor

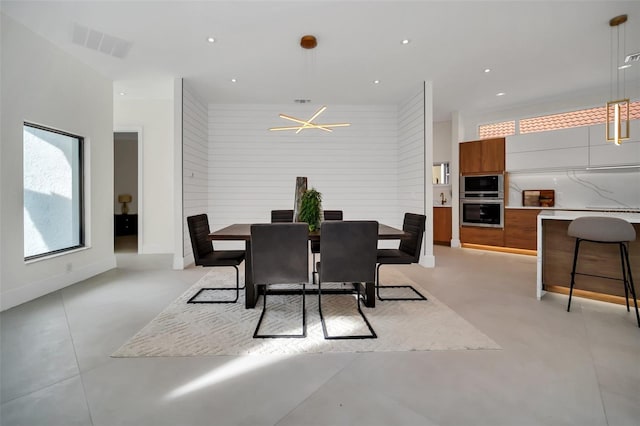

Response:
(1, 246), (639, 426)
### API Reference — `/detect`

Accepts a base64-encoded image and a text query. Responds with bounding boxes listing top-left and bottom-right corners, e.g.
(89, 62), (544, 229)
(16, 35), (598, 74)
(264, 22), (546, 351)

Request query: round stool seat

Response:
(568, 216), (636, 243)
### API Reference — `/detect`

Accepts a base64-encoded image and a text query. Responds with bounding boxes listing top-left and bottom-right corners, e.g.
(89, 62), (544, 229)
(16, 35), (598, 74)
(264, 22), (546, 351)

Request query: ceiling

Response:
(2, 1), (640, 121)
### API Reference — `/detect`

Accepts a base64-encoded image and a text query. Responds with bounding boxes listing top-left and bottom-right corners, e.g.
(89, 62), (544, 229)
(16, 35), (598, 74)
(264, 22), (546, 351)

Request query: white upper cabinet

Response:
(506, 127), (589, 171)
(588, 121), (640, 167)
(506, 121), (640, 171)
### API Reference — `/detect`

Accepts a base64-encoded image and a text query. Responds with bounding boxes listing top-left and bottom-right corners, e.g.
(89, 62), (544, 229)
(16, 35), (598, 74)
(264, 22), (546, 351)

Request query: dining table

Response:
(208, 223), (409, 308)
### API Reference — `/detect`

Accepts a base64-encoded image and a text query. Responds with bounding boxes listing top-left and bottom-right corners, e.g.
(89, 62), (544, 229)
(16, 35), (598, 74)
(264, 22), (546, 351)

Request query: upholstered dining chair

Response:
(376, 212), (427, 301)
(251, 223), (309, 338)
(317, 220), (378, 340)
(311, 210), (343, 283)
(270, 209), (294, 223)
(186, 214), (246, 304)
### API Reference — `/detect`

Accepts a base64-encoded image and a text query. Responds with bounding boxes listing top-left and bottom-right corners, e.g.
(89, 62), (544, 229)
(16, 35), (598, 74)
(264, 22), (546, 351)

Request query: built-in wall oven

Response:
(460, 174), (505, 228)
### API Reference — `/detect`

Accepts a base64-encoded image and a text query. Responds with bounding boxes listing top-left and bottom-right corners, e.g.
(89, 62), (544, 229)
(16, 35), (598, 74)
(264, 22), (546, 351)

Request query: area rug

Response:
(112, 268), (500, 357)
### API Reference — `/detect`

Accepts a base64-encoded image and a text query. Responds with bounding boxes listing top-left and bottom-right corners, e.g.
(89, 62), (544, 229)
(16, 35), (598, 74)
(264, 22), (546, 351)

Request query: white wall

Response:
(1, 14), (115, 310)
(398, 87), (425, 219)
(114, 97), (174, 254)
(397, 82), (434, 266)
(181, 82), (209, 263)
(433, 120), (452, 164)
(207, 104), (399, 249)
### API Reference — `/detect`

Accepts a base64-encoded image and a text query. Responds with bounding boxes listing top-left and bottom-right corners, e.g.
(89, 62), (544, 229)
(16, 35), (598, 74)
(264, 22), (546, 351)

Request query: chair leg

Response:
(567, 239), (581, 312)
(312, 252), (317, 284)
(253, 283), (306, 338)
(187, 265), (241, 304)
(621, 243), (640, 328)
(375, 264), (427, 301)
(319, 281), (377, 340)
(619, 243), (630, 312)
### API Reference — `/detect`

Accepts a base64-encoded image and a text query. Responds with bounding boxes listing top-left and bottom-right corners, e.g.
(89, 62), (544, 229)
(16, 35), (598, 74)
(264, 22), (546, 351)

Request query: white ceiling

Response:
(2, 1), (640, 121)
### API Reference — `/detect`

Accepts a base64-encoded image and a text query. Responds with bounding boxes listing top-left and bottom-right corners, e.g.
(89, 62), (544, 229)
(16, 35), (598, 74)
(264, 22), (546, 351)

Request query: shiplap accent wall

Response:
(397, 85), (425, 220)
(207, 104), (399, 248)
(182, 83), (209, 260)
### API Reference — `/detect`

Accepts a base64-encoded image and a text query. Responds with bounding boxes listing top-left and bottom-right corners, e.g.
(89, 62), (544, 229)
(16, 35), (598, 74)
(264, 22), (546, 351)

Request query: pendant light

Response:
(606, 14), (630, 146)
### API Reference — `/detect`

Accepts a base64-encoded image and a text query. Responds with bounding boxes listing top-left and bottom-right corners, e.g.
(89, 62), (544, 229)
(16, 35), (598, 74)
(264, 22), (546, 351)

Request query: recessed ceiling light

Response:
(373, 80), (380, 84)
(119, 92), (126, 96)
(496, 92), (505, 96)
(401, 39), (410, 45)
(484, 68), (491, 73)
(231, 78), (237, 83)
(207, 37), (215, 43)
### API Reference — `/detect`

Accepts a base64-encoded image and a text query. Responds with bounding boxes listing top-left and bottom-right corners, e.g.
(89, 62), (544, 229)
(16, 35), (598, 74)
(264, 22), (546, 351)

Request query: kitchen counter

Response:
(508, 206), (640, 212)
(536, 210), (640, 301)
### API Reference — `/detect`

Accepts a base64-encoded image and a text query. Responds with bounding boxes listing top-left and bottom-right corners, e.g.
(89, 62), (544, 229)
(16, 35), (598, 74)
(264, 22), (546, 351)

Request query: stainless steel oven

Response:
(461, 174), (504, 198)
(460, 198), (504, 228)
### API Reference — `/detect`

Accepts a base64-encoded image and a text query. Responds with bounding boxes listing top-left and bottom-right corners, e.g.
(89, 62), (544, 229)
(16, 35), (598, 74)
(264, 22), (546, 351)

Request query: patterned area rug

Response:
(112, 268), (500, 357)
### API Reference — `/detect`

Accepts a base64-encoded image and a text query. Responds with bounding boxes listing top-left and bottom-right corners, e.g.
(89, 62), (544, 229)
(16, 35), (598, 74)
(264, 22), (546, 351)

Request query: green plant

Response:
(299, 188), (322, 231)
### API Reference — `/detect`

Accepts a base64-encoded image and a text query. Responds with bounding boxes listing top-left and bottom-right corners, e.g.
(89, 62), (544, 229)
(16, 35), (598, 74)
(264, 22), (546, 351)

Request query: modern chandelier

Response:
(269, 105), (351, 133)
(606, 14), (630, 146)
(269, 35), (351, 133)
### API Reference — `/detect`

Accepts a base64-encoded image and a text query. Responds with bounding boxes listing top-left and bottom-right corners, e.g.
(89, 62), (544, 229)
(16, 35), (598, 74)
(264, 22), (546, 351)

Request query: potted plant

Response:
(298, 188), (322, 231)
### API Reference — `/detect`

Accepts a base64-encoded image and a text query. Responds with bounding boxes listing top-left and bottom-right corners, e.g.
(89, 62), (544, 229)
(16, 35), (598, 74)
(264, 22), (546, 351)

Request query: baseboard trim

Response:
(173, 254), (194, 270)
(1, 255), (117, 311)
(419, 254), (435, 268)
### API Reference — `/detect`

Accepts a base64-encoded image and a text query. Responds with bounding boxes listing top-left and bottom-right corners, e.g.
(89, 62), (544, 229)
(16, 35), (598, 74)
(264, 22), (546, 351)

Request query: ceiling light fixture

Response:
(496, 92), (505, 96)
(373, 80), (380, 84)
(207, 37), (215, 43)
(484, 68), (491, 73)
(231, 78), (237, 83)
(606, 14), (630, 146)
(269, 106), (351, 133)
(401, 39), (410, 45)
(119, 92), (126, 96)
(300, 35), (317, 49)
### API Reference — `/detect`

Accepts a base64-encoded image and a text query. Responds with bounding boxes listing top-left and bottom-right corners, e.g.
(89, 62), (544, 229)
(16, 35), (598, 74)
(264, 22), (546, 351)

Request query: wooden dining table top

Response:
(208, 223), (408, 241)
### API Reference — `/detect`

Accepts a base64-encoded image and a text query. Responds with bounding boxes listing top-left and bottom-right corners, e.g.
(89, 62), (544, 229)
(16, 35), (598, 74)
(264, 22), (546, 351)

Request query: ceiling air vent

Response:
(294, 99), (312, 104)
(625, 52), (640, 63)
(72, 23), (132, 59)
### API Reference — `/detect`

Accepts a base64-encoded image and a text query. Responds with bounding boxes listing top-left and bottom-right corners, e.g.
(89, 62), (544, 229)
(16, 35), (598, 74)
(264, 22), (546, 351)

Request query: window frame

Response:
(23, 122), (85, 261)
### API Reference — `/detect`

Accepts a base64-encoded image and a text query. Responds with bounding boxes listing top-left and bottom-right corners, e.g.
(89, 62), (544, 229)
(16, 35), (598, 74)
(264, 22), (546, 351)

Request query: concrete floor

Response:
(1, 246), (639, 426)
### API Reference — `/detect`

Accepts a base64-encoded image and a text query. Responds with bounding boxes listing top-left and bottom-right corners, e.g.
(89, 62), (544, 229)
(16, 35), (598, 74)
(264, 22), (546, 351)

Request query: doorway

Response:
(114, 131), (140, 253)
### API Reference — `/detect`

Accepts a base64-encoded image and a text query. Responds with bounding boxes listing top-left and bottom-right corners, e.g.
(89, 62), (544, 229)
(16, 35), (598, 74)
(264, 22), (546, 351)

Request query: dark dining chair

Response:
(376, 212), (428, 301)
(311, 210), (343, 283)
(251, 223), (309, 338)
(317, 221), (378, 339)
(270, 209), (294, 223)
(186, 214), (246, 304)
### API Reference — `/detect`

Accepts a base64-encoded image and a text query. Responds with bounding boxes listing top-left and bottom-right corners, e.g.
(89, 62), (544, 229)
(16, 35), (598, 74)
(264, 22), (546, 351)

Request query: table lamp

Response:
(118, 194), (132, 215)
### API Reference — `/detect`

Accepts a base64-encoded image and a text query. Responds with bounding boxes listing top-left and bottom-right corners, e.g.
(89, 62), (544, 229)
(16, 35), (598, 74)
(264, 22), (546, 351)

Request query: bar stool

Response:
(567, 216), (639, 327)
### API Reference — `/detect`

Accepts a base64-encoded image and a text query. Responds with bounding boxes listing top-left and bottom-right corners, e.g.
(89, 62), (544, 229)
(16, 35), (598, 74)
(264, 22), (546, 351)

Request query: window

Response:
(23, 123), (84, 260)
(478, 121), (515, 139)
(478, 101), (640, 138)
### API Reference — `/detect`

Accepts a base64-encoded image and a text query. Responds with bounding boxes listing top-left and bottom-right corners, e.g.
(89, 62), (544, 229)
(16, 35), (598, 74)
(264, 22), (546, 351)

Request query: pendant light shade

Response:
(606, 14), (630, 146)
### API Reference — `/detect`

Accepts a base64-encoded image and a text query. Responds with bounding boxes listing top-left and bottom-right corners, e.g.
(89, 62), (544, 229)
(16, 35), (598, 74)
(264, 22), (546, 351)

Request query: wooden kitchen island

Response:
(536, 210), (640, 304)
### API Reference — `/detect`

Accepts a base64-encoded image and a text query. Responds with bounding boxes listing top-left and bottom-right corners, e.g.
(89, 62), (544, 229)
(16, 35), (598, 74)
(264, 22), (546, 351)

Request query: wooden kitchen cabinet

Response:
(459, 140), (482, 175)
(504, 209), (540, 250)
(433, 207), (452, 245)
(460, 226), (504, 247)
(459, 137), (505, 174)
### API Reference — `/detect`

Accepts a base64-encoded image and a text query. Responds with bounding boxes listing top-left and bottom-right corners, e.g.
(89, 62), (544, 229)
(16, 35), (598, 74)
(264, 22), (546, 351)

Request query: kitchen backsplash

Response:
(508, 168), (640, 209)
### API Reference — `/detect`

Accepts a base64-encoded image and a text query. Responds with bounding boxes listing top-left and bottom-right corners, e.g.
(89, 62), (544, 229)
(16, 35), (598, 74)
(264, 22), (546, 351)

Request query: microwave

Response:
(461, 174), (504, 198)
(460, 198), (504, 228)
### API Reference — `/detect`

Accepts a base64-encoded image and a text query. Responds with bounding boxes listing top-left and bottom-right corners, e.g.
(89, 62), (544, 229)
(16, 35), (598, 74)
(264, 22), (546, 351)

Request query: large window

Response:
(23, 123), (84, 260)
